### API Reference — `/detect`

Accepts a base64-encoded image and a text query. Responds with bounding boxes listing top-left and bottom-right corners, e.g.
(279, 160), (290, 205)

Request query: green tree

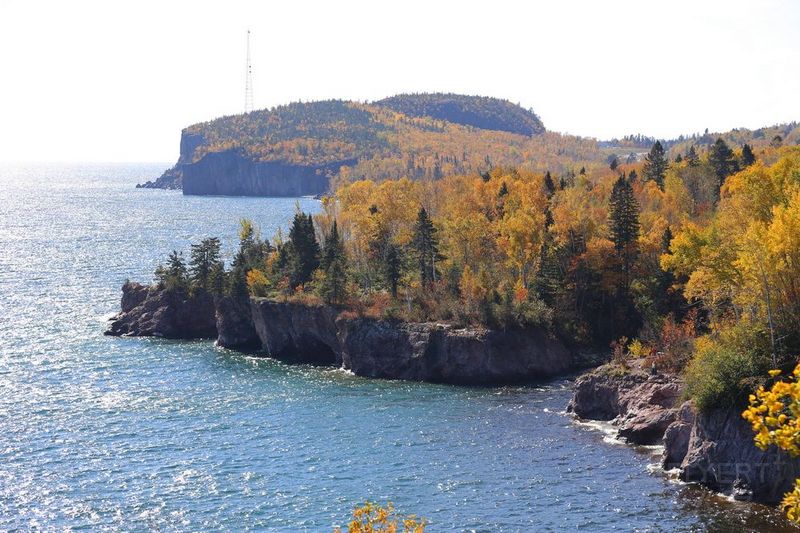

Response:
(318, 220), (348, 304)
(643, 141), (668, 189)
(287, 212), (320, 289)
(741, 143), (756, 167)
(608, 174), (640, 293)
(709, 138), (738, 188)
(228, 219), (271, 298)
(384, 242), (402, 298)
(543, 171), (556, 197)
(155, 250), (189, 292)
(189, 237), (222, 291)
(685, 145), (700, 167)
(411, 207), (442, 286)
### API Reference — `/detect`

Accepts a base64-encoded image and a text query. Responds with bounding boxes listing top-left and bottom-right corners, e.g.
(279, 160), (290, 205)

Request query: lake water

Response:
(0, 163), (793, 531)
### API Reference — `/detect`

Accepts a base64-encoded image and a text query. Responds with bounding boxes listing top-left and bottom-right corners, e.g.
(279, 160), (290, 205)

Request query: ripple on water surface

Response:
(0, 164), (795, 531)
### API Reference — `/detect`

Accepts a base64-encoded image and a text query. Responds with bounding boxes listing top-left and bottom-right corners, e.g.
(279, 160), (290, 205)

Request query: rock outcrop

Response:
(214, 295), (260, 349)
(106, 282), (576, 385)
(568, 366), (683, 445)
(249, 299), (574, 384)
(570, 364), (800, 505)
(663, 402), (800, 504)
(104, 281), (216, 339)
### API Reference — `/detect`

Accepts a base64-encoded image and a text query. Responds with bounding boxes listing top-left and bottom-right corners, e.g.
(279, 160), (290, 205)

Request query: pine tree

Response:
(189, 237), (222, 291)
(318, 220), (347, 304)
(384, 242), (402, 298)
(286, 212), (320, 289)
(643, 141), (668, 189)
(674, 153), (683, 164)
(543, 171), (556, 197)
(155, 251), (189, 292)
(608, 174), (640, 293)
(741, 143), (756, 167)
(609, 157), (619, 171)
(685, 145), (700, 167)
(411, 207), (442, 286)
(709, 138), (737, 188)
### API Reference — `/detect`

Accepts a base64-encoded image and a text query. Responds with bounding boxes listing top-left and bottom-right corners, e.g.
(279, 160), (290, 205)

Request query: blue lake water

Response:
(0, 163), (793, 531)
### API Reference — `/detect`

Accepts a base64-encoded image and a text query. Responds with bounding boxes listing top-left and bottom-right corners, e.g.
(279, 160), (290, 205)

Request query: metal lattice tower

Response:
(244, 30), (254, 113)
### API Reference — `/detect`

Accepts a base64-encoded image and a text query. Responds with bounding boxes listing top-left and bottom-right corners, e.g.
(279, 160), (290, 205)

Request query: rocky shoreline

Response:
(569, 364), (800, 506)
(106, 282), (576, 385)
(106, 281), (798, 508)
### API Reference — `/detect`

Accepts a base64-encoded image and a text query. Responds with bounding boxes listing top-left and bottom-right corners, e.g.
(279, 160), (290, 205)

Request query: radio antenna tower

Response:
(244, 30), (254, 113)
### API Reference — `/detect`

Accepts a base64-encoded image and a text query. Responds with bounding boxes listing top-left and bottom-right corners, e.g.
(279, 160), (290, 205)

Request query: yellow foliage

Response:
(337, 502), (425, 533)
(743, 364), (800, 523)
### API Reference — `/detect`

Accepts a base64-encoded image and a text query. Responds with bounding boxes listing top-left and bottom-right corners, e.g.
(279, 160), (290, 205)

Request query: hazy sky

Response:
(1, 0), (798, 162)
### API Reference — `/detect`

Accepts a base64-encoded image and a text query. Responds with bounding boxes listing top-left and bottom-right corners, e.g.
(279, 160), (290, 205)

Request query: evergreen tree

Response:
(543, 171), (556, 197)
(742, 143), (756, 167)
(685, 145), (700, 167)
(318, 221), (348, 304)
(709, 138), (737, 188)
(643, 141), (668, 189)
(155, 251), (189, 292)
(675, 153), (683, 164)
(286, 212), (320, 289)
(189, 237), (222, 291)
(384, 242), (402, 298)
(411, 207), (442, 286)
(608, 174), (640, 292)
(609, 157), (619, 171)
(227, 219), (271, 298)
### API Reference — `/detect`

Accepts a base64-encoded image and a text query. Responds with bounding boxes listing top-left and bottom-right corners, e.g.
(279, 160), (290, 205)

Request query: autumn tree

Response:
(643, 141), (668, 189)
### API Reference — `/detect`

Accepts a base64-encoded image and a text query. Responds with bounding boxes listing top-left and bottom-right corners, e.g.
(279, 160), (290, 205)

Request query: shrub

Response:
(684, 321), (773, 411)
(336, 501), (425, 533)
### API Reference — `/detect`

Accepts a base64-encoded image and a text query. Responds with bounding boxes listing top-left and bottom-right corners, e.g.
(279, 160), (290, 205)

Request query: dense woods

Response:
(154, 128), (800, 521)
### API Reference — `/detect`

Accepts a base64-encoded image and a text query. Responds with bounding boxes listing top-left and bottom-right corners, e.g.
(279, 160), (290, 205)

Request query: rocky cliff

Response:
(249, 299), (574, 384)
(569, 365), (800, 505)
(104, 281), (217, 339)
(106, 282), (575, 384)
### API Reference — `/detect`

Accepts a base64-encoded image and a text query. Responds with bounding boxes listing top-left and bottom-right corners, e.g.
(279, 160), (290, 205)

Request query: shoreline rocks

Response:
(106, 282), (577, 385)
(104, 281), (216, 339)
(569, 364), (800, 505)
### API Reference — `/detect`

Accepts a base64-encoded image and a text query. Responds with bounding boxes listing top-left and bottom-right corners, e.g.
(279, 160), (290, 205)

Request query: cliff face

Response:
(106, 283), (576, 384)
(138, 131), (349, 196)
(249, 299), (574, 384)
(181, 150), (349, 197)
(569, 365), (800, 505)
(104, 281), (216, 339)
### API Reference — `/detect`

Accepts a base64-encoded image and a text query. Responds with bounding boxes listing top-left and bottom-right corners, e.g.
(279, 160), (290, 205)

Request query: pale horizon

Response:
(1, 0), (798, 162)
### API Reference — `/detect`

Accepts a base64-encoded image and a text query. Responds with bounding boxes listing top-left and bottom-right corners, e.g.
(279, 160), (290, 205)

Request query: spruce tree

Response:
(384, 242), (402, 298)
(319, 221), (347, 304)
(608, 174), (640, 293)
(643, 141), (668, 189)
(411, 207), (442, 286)
(685, 145), (700, 167)
(741, 143), (756, 167)
(543, 171), (556, 197)
(155, 251), (189, 292)
(287, 212), (320, 289)
(189, 237), (222, 291)
(709, 138), (737, 188)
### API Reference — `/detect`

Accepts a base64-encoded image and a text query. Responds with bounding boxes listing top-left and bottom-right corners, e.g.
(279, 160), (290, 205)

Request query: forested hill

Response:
(374, 93), (545, 136)
(140, 93), (798, 195)
(141, 94), (590, 192)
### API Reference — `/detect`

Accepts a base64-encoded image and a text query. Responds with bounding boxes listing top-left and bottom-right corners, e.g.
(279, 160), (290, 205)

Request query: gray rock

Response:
(105, 281), (216, 339)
